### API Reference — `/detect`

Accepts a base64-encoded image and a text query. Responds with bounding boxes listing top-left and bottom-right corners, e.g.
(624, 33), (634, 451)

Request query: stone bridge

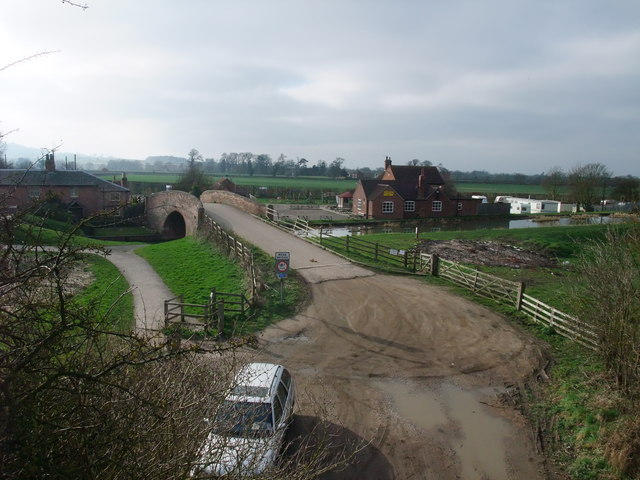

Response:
(145, 189), (265, 239)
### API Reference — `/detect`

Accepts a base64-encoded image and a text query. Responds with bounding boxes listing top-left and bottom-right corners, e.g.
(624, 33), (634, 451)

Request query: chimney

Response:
(418, 167), (426, 198)
(121, 172), (128, 188)
(45, 153), (55, 171)
(384, 156), (392, 170)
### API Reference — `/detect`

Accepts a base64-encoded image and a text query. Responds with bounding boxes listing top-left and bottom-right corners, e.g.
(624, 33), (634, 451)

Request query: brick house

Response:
(352, 157), (481, 219)
(0, 153), (130, 219)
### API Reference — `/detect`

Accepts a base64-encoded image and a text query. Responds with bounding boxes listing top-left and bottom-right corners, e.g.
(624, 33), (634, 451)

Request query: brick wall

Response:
(199, 190), (265, 216)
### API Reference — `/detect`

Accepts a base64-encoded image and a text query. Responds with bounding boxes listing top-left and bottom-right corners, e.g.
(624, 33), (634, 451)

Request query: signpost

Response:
(274, 252), (290, 303)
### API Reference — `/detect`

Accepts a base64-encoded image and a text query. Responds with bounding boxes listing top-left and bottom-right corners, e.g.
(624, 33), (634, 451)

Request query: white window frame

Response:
(70, 187), (79, 198)
(109, 192), (121, 202)
(357, 198), (363, 211)
(404, 200), (415, 212)
(457, 202), (463, 211)
(29, 188), (41, 199)
(432, 200), (442, 212)
(382, 201), (394, 214)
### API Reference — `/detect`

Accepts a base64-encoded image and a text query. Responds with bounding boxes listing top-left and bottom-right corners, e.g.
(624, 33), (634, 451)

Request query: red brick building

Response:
(0, 154), (130, 219)
(352, 157), (481, 219)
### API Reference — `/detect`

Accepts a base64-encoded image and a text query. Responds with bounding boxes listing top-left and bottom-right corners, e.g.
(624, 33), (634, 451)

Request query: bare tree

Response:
(174, 148), (210, 196)
(541, 166), (566, 200)
(568, 163), (611, 211)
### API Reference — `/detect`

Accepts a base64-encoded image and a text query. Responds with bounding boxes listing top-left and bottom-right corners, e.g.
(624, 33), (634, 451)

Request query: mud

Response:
(253, 274), (550, 479)
(416, 239), (557, 269)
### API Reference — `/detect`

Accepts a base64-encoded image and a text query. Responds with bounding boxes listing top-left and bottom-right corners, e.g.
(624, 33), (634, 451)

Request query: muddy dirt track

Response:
(204, 204), (551, 480)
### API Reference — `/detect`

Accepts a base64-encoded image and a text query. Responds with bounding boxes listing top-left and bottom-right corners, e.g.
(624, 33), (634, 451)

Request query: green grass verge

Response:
(134, 236), (307, 338)
(135, 237), (245, 305)
(75, 254), (134, 332)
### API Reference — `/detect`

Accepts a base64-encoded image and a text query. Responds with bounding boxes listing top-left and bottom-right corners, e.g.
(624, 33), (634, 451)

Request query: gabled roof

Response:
(337, 191), (352, 198)
(360, 179), (441, 202)
(0, 169), (129, 191)
(380, 165), (445, 185)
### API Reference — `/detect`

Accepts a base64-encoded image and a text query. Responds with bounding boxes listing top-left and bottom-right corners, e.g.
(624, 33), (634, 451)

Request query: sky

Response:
(1, 0), (639, 176)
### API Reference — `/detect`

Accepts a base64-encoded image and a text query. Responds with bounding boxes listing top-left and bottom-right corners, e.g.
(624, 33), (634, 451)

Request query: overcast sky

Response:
(1, 0), (639, 175)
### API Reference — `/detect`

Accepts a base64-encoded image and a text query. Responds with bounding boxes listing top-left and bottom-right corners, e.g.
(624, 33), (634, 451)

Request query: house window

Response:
(109, 192), (121, 202)
(29, 188), (41, 199)
(432, 200), (442, 212)
(382, 201), (394, 214)
(404, 201), (415, 212)
(70, 187), (79, 198)
(357, 198), (363, 211)
(457, 202), (463, 211)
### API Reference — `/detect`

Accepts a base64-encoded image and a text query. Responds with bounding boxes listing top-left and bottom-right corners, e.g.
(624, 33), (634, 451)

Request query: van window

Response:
(280, 368), (291, 389)
(273, 394), (284, 425)
(276, 381), (288, 409)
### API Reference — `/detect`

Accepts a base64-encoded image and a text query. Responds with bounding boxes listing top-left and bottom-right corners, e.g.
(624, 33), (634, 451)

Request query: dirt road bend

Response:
(204, 204), (549, 480)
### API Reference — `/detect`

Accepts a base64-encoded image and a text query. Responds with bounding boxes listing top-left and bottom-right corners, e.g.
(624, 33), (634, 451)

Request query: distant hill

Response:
(145, 155), (187, 164)
(5, 143), (42, 159)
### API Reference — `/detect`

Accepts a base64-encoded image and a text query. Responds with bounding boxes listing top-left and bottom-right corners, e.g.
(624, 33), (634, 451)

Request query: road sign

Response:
(276, 260), (289, 273)
(275, 251), (290, 261)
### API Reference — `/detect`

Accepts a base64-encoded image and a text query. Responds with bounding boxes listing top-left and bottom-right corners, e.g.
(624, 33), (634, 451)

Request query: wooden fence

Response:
(520, 293), (598, 349)
(318, 232), (419, 270)
(199, 215), (258, 300)
(164, 288), (251, 336)
(306, 232), (599, 350)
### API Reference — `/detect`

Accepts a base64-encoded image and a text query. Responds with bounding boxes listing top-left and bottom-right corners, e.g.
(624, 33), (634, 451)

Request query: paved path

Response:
(203, 203), (373, 283)
(105, 245), (173, 338)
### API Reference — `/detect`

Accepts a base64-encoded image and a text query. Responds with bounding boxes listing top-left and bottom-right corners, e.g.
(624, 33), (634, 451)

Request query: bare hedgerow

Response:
(571, 225), (640, 395)
(0, 189), (359, 479)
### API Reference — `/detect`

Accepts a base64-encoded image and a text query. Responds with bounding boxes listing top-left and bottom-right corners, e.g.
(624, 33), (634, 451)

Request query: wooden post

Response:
(319, 226), (323, 245)
(412, 252), (417, 272)
(374, 243), (378, 260)
(164, 300), (168, 328)
(345, 235), (350, 252)
(179, 294), (185, 323)
(515, 282), (524, 310)
(217, 301), (225, 337)
(431, 254), (439, 276)
(403, 250), (408, 268)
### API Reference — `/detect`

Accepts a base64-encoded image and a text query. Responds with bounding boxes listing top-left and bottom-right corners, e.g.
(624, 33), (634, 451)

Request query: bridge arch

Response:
(146, 190), (203, 239)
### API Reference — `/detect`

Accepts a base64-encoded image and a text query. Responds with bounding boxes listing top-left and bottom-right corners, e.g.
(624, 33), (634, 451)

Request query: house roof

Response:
(380, 165), (445, 185)
(360, 179), (441, 201)
(337, 191), (353, 198)
(0, 169), (129, 191)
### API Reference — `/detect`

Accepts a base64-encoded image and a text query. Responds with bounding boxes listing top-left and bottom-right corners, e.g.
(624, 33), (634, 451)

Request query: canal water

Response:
(314, 215), (628, 237)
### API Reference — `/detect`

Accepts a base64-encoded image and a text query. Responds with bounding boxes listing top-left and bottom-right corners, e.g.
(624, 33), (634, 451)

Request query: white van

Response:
(193, 362), (295, 476)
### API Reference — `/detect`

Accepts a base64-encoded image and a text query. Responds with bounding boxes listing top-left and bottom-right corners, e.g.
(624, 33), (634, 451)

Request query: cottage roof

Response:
(337, 191), (353, 198)
(379, 165), (445, 185)
(360, 179), (442, 201)
(0, 169), (129, 191)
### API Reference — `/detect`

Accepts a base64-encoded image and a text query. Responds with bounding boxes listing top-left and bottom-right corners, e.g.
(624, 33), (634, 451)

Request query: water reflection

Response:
(311, 215), (628, 237)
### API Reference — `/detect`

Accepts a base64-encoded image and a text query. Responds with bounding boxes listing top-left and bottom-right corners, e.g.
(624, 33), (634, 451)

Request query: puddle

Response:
(378, 380), (512, 480)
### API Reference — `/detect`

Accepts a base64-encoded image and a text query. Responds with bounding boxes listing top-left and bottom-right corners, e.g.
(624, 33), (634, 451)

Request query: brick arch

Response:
(145, 190), (203, 239)
(199, 190), (265, 216)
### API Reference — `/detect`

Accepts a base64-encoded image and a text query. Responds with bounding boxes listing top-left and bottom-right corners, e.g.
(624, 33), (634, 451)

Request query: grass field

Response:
(135, 237), (245, 305)
(75, 254), (134, 332)
(97, 171), (563, 197)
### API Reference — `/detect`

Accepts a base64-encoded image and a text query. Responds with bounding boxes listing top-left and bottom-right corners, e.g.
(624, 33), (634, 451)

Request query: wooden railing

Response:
(164, 289), (252, 337)
(198, 215), (258, 300)
(520, 293), (598, 349)
(317, 232), (418, 271)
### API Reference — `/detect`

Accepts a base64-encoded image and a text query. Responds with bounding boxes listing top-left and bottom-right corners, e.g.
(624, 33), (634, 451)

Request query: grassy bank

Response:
(135, 237), (245, 304)
(134, 237), (307, 336)
(75, 254), (134, 332)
